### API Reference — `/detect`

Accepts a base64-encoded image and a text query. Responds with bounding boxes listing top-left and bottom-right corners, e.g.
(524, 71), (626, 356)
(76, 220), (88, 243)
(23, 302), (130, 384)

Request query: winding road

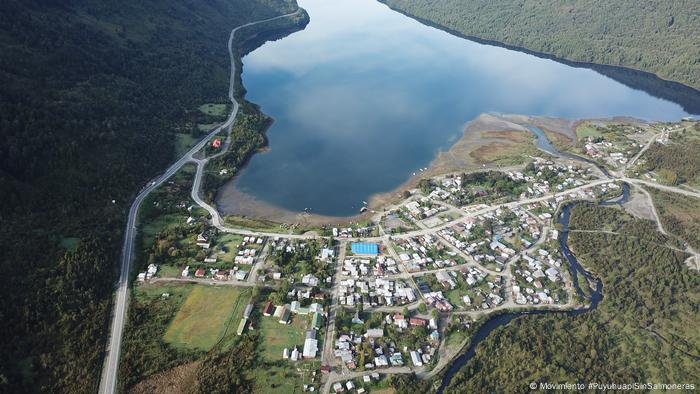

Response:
(98, 8), (700, 393)
(97, 10), (302, 394)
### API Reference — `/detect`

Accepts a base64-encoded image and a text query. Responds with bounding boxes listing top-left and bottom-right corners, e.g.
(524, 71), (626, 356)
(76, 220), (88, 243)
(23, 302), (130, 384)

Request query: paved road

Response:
(97, 10), (302, 394)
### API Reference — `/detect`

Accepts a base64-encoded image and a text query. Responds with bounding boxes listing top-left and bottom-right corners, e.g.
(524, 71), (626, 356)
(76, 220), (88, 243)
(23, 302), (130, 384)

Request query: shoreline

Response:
(376, 0), (700, 115)
(214, 113), (629, 225)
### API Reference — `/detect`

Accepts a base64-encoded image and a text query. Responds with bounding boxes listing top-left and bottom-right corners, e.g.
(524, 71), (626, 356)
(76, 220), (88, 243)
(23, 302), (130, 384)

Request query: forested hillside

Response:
(0, 0), (304, 392)
(380, 0), (700, 91)
(443, 204), (699, 393)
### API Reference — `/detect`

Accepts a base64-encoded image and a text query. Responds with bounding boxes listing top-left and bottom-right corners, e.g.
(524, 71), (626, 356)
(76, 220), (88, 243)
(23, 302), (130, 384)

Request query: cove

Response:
(218, 0), (698, 217)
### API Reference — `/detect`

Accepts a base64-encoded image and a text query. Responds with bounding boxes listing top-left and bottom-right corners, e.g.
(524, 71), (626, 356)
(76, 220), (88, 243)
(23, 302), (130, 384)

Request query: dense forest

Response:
(0, 0), (305, 392)
(443, 204), (699, 393)
(380, 0), (700, 91)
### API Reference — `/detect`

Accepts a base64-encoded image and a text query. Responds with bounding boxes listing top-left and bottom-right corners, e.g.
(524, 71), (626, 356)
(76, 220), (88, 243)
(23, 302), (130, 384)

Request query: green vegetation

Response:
(258, 316), (308, 362)
(198, 103), (228, 117)
(119, 284), (200, 390)
(443, 203), (699, 392)
(175, 133), (198, 157)
(164, 286), (249, 351)
(59, 237), (81, 251)
(270, 239), (335, 285)
(647, 187), (700, 250)
(201, 106), (272, 202)
(380, 0), (700, 90)
(641, 122), (700, 186)
(575, 123), (603, 140)
(190, 335), (259, 393)
(0, 0), (307, 391)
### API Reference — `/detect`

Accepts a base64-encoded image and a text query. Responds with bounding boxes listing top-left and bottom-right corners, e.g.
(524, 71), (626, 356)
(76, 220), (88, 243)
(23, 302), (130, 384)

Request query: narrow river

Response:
(435, 128), (629, 394)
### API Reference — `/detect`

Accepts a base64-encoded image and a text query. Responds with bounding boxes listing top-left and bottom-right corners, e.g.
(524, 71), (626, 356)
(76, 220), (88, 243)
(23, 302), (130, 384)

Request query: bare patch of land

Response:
(622, 187), (656, 221)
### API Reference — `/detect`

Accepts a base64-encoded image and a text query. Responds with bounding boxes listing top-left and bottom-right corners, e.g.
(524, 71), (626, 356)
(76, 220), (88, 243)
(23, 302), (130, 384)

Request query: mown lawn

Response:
(164, 286), (248, 350)
(258, 315), (309, 362)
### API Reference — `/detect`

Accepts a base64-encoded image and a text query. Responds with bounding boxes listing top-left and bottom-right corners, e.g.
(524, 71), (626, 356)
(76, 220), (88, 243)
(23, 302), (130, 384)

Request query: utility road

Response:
(98, 10), (301, 394)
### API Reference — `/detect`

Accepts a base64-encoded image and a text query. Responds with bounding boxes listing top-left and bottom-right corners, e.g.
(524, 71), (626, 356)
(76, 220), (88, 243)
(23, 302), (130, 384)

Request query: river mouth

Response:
(216, 0), (697, 220)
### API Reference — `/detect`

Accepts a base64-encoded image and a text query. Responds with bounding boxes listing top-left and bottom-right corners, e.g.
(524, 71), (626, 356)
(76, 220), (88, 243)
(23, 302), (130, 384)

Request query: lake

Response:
(218, 0), (698, 217)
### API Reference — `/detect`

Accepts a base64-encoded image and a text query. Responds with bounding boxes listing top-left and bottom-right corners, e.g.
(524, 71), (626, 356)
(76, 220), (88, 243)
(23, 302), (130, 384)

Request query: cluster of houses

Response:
(332, 226), (376, 238)
(334, 314), (439, 371)
(512, 250), (565, 305)
(137, 263), (158, 282)
(394, 235), (459, 272)
(341, 256), (401, 278)
(187, 266), (249, 281)
(331, 374), (381, 394)
(404, 199), (447, 220)
(583, 135), (644, 168)
(438, 212), (530, 272)
(510, 161), (594, 198)
(263, 300), (325, 327)
(337, 276), (417, 307)
(422, 267), (505, 310)
(234, 247), (258, 265)
(422, 290), (454, 312)
(409, 160), (595, 210)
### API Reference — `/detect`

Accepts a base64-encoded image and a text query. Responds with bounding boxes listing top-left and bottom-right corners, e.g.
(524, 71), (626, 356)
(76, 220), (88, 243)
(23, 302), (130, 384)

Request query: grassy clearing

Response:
(217, 233), (245, 263)
(247, 361), (320, 394)
(140, 214), (186, 248)
(158, 264), (181, 278)
(164, 286), (248, 351)
(198, 103), (227, 117)
(258, 315), (309, 362)
(576, 123), (602, 140)
(175, 133), (197, 157)
(59, 237), (80, 251)
(197, 123), (219, 132)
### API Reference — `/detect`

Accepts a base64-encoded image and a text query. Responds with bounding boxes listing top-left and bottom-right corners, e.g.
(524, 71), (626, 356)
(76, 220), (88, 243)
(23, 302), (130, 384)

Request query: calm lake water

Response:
(220, 0), (697, 217)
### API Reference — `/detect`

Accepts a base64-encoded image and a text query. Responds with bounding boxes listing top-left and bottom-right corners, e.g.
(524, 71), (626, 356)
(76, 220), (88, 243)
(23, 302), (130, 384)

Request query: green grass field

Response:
(258, 315), (309, 362)
(575, 123), (602, 140)
(59, 237), (80, 251)
(158, 264), (182, 278)
(217, 233), (245, 263)
(140, 213), (185, 248)
(164, 286), (248, 350)
(198, 103), (227, 117)
(247, 361), (320, 394)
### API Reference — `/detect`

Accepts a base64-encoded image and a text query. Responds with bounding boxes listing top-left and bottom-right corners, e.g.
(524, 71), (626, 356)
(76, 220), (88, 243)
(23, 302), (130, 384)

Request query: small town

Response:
(116, 116), (700, 394)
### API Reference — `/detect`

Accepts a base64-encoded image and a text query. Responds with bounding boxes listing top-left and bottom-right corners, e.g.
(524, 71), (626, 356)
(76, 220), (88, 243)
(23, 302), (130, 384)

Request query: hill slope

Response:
(0, 0), (304, 392)
(379, 0), (700, 91)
